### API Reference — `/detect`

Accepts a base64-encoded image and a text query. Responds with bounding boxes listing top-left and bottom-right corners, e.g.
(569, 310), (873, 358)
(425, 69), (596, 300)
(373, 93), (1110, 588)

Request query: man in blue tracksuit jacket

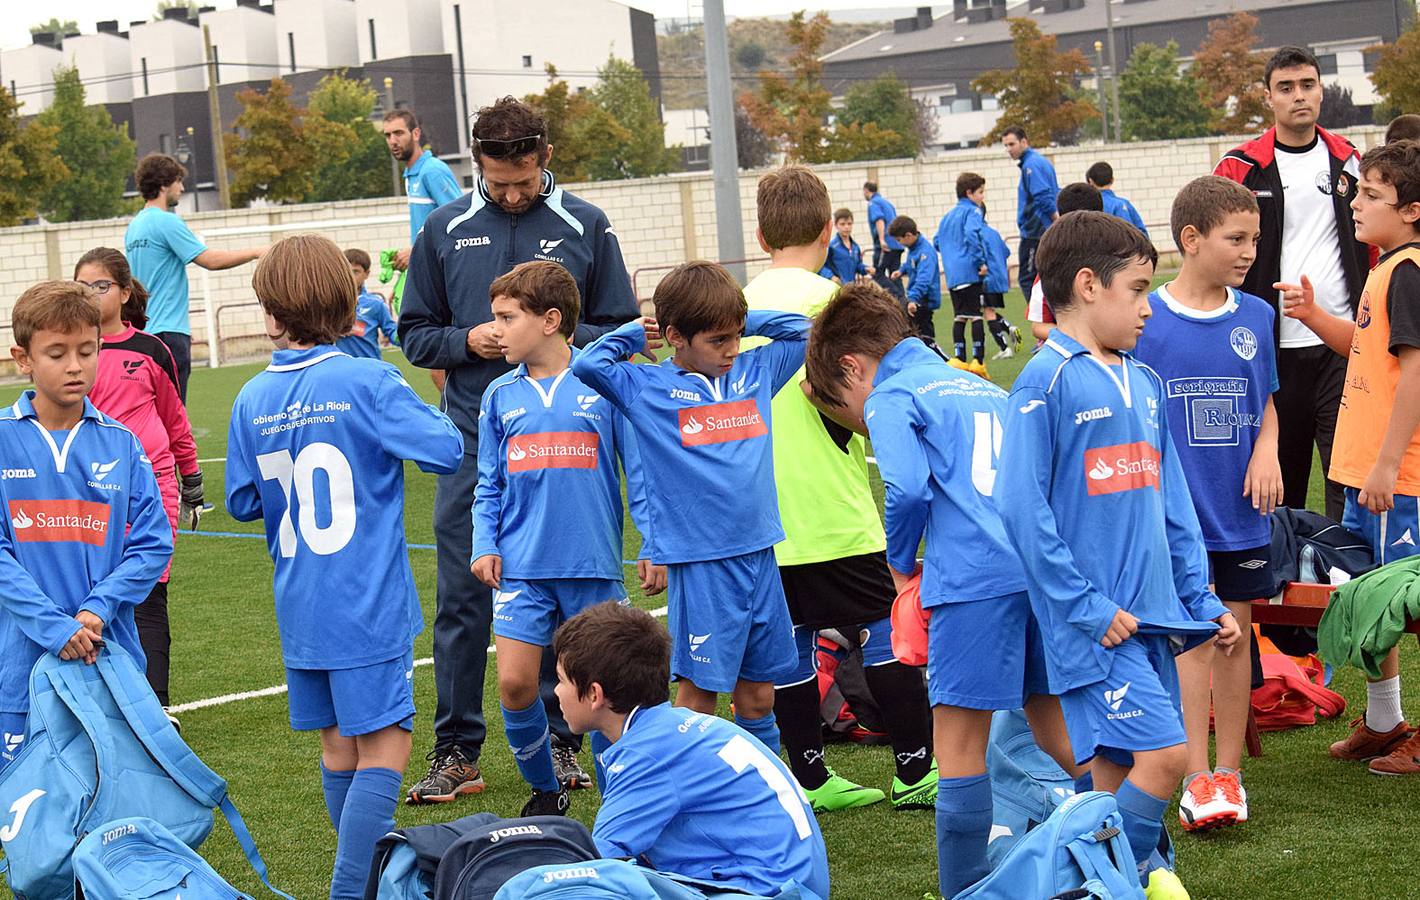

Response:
(396, 97), (639, 802)
(1003, 126), (1060, 297)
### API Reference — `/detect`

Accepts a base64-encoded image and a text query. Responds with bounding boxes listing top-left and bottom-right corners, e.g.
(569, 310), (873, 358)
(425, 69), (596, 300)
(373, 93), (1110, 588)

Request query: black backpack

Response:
(1264, 507), (1379, 658)
(433, 816), (600, 900)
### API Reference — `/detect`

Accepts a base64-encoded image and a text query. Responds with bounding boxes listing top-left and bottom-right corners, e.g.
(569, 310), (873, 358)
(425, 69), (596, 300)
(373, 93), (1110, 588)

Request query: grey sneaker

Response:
(406, 746), (484, 804)
(552, 742), (592, 790)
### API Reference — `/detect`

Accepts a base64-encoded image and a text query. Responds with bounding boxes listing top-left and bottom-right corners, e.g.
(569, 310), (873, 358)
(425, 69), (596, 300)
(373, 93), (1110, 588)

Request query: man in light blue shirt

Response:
(383, 109), (464, 264)
(124, 154), (266, 400)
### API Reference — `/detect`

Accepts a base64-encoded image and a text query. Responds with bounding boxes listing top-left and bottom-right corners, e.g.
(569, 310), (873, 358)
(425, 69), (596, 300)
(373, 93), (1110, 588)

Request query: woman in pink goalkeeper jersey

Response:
(75, 247), (203, 716)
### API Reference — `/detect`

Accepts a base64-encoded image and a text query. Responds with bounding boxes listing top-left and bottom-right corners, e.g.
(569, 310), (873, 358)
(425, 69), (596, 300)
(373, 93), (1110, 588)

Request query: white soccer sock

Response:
(1366, 677), (1405, 733)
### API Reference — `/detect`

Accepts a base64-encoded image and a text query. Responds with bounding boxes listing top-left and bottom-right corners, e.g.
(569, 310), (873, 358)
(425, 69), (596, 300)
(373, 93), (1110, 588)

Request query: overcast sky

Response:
(2, 1), (929, 53)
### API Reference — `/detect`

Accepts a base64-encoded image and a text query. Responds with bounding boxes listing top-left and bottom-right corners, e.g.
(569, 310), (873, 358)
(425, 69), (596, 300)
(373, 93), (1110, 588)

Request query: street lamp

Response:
(1104, 0), (1122, 143)
(1094, 40), (1108, 145)
(175, 126), (199, 212)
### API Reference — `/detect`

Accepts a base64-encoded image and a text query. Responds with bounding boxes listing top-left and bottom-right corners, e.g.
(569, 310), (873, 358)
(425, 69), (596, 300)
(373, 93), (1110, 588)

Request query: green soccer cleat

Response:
(890, 761), (939, 810)
(803, 770), (886, 812)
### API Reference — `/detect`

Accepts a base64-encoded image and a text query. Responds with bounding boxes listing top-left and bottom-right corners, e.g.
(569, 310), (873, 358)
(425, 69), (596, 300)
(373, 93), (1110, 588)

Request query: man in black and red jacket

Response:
(1214, 46), (1372, 522)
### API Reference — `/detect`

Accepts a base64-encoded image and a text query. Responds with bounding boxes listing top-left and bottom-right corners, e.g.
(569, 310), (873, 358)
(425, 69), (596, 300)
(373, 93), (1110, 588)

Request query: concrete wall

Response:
(0, 125), (1386, 369)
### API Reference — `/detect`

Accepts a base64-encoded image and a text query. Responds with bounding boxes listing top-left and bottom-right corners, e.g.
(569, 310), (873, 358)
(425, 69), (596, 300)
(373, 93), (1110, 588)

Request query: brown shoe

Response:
(1369, 731), (1420, 776)
(1329, 715), (1412, 761)
(405, 746), (484, 804)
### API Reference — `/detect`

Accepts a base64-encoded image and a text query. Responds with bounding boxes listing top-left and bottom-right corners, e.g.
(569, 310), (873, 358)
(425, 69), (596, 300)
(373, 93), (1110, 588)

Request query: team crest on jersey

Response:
(1229, 326), (1258, 361)
(1315, 170), (1334, 195)
(9, 499), (111, 546)
(1083, 442), (1161, 496)
(678, 400), (767, 447)
(507, 432), (599, 471)
(1335, 172), (1354, 197)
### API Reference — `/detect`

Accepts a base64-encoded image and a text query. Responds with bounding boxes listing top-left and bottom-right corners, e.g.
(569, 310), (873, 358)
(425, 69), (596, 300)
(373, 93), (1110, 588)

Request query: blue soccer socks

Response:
(503, 701), (560, 793)
(331, 767), (401, 900)
(935, 773), (992, 898)
(1074, 770), (1094, 795)
(735, 711), (781, 755)
(1116, 779), (1169, 881)
(320, 764), (355, 830)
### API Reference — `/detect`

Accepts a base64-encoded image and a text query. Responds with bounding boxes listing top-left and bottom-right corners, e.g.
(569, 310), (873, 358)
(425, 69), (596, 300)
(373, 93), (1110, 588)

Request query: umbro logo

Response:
(1392, 529), (1416, 548)
(1105, 682), (1131, 712)
(90, 460), (119, 482)
(1237, 559), (1268, 570)
(539, 238), (564, 253)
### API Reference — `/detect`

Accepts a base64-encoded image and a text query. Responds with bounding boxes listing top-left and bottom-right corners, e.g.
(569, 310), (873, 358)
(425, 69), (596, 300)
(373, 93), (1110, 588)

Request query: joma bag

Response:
(0, 647), (290, 900)
(494, 859), (823, 900)
(73, 816), (257, 899)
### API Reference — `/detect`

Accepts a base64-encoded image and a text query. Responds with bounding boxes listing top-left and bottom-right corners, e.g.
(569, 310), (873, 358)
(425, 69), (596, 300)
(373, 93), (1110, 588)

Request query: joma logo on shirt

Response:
(454, 236), (491, 250)
(678, 400), (767, 447)
(8, 499), (112, 546)
(507, 431), (599, 472)
(1083, 442), (1161, 496)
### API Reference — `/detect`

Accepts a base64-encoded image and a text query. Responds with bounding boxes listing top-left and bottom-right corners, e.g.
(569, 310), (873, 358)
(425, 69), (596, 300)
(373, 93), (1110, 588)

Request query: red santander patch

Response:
(1083, 442), (1161, 496)
(679, 399), (767, 447)
(9, 499), (111, 546)
(507, 431), (599, 472)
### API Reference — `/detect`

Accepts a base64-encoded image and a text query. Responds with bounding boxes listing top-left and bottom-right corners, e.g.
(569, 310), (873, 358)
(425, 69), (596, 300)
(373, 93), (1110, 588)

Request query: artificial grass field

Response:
(3, 285), (1418, 899)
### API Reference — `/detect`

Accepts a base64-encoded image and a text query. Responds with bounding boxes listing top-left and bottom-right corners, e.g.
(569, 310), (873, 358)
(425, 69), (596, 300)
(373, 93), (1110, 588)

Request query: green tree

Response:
(1370, 22), (1420, 115)
(1117, 42), (1211, 141)
(0, 85), (66, 226)
(586, 57), (679, 179)
(1190, 11), (1266, 135)
(1320, 84), (1369, 130)
(739, 11), (836, 162)
(29, 18), (78, 43)
(524, 68), (608, 181)
(973, 17), (1097, 146)
(734, 100), (774, 169)
(303, 72), (389, 202)
(35, 67), (136, 222)
(834, 73), (924, 158)
(226, 79), (315, 206)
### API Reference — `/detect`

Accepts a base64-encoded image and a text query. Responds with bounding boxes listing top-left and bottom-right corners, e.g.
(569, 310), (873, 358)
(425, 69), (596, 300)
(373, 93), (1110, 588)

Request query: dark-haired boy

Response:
(0, 281), (172, 774)
(472, 261), (657, 815)
(889, 215), (942, 343)
(819, 208), (873, 284)
(803, 281), (1076, 898)
(336, 248), (398, 360)
(1133, 176), (1281, 831)
(1026, 183), (1105, 343)
(1086, 162), (1148, 237)
(996, 212), (1240, 898)
(553, 601), (829, 898)
(572, 261), (809, 754)
(1386, 115), (1420, 145)
(935, 173), (990, 372)
(226, 235), (464, 900)
(1279, 140), (1420, 776)
(745, 167), (933, 813)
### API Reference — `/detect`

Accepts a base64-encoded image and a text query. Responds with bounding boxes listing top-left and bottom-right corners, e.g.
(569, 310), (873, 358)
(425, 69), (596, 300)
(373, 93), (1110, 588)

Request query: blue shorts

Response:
(493, 578), (629, 645)
(924, 592), (1049, 709)
(0, 712), (26, 774)
(1059, 633), (1185, 767)
(779, 616), (896, 687)
(1342, 489), (1420, 565)
(667, 548), (795, 693)
(287, 650), (415, 737)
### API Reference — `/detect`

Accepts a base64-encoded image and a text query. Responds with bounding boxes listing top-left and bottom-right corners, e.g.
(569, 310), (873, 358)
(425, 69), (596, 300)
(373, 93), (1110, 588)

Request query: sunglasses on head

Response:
(473, 134), (543, 159)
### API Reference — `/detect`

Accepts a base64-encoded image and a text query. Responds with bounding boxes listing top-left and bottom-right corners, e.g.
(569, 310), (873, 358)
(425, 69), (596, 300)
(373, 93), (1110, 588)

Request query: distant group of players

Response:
(3, 42), (1420, 900)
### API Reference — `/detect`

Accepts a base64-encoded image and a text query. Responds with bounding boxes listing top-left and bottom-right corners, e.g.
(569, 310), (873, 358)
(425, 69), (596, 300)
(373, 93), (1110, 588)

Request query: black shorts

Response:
(982, 292), (1005, 309)
(949, 283), (984, 318)
(1207, 546), (1277, 602)
(778, 551), (896, 631)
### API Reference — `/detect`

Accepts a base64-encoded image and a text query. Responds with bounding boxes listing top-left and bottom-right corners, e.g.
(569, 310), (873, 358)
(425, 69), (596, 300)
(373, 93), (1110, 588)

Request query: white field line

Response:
(168, 605), (669, 714)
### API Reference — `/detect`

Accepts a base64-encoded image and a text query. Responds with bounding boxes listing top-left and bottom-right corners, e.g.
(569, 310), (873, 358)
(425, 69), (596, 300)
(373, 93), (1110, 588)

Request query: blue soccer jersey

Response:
(995, 330), (1227, 692)
(403, 151), (463, 241)
(1100, 189), (1149, 237)
(0, 394), (172, 713)
(934, 197), (988, 289)
(820, 234), (868, 283)
(595, 703), (830, 898)
(867, 339), (1026, 606)
(899, 239), (942, 310)
(1133, 286), (1279, 551)
(474, 349), (651, 578)
(868, 193), (903, 252)
(571, 311), (809, 565)
(225, 348), (464, 669)
(334, 290), (399, 360)
(983, 225), (1011, 295)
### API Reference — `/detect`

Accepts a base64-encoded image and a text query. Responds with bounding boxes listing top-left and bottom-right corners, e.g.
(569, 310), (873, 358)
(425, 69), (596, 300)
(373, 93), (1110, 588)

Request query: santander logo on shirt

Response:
(678, 400), (767, 447)
(507, 431), (599, 472)
(8, 499), (112, 546)
(1083, 442), (1161, 496)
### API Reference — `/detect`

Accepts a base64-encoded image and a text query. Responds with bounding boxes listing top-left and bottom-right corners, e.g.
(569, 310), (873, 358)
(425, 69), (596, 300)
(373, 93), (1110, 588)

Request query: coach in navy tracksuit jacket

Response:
(397, 98), (638, 788)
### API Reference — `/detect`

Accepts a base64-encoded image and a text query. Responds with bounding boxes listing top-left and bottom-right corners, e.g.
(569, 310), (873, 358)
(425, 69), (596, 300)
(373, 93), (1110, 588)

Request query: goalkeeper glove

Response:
(179, 470), (204, 530)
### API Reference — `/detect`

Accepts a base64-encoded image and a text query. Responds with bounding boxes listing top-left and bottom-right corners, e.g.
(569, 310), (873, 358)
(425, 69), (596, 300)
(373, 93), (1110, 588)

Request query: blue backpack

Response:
(494, 859), (823, 900)
(954, 791), (1144, 900)
(985, 709), (1075, 866)
(73, 816), (256, 899)
(406, 815), (600, 900)
(0, 647), (291, 900)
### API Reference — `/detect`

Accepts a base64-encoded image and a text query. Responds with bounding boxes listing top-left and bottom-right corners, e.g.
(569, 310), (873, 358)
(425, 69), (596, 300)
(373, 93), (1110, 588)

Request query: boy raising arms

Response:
(0, 282), (172, 771)
(1280, 140), (1420, 775)
(1133, 177), (1282, 830)
(553, 601), (829, 898)
(995, 212), (1240, 898)
(471, 261), (658, 814)
(225, 236), (464, 899)
(572, 262), (809, 752)
(804, 282), (1077, 898)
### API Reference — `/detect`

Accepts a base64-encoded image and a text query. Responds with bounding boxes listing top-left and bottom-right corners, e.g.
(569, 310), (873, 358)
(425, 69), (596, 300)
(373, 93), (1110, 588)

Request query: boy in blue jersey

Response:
(553, 601), (830, 899)
(818, 208), (873, 284)
(935, 173), (990, 372)
(572, 261), (809, 754)
(335, 249), (398, 360)
(225, 235), (464, 900)
(1087, 162), (1149, 237)
(889, 216), (941, 343)
(980, 205), (1021, 360)
(1133, 177), (1281, 833)
(472, 260), (660, 815)
(0, 281), (172, 773)
(996, 212), (1241, 898)
(803, 281), (1078, 899)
